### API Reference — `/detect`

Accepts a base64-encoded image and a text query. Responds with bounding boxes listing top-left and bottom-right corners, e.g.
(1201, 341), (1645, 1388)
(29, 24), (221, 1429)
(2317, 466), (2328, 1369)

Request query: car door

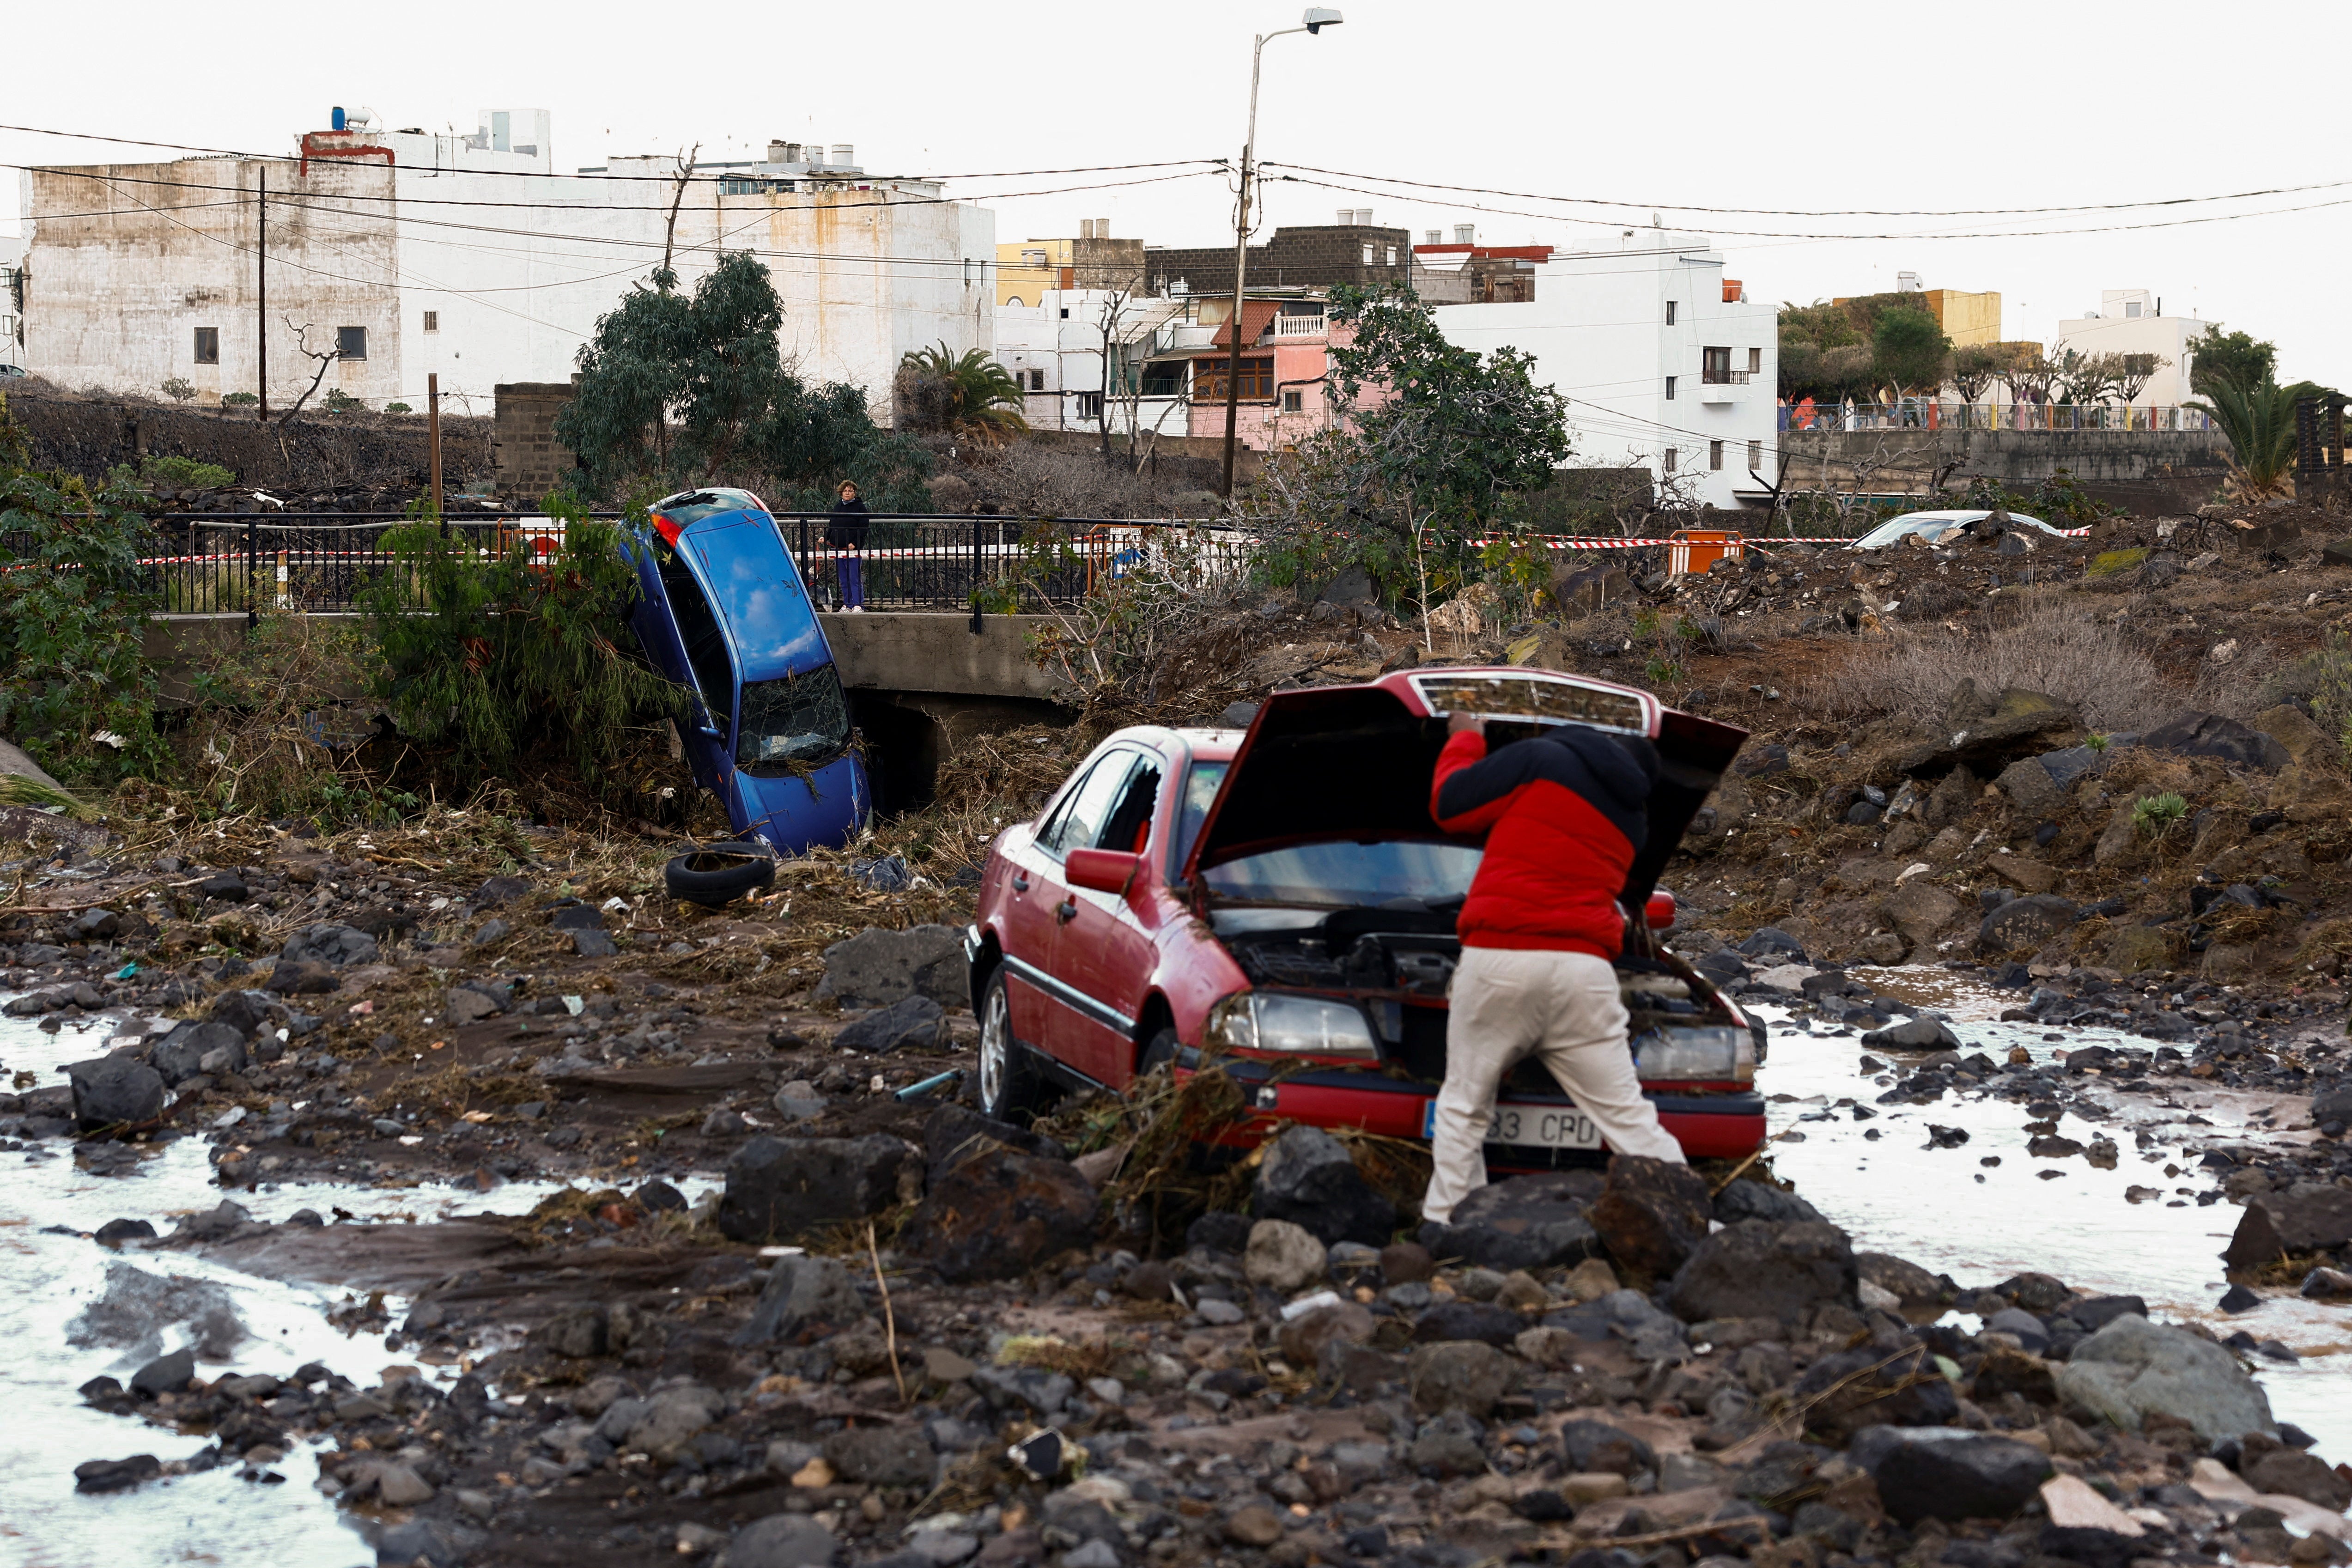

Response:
(1052, 749), (1168, 1089)
(1020, 748), (1145, 1080)
(997, 751), (1129, 1059)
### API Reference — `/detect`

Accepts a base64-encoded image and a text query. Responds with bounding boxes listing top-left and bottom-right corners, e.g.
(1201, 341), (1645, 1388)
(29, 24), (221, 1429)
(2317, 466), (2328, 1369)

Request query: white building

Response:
(994, 286), (1188, 441)
(2051, 290), (2206, 406)
(16, 109), (995, 422)
(1434, 233), (1778, 511)
(0, 233), (22, 372)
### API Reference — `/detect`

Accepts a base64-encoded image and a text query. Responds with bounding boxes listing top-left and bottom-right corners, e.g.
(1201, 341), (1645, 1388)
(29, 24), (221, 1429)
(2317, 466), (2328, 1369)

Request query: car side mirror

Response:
(1645, 890), (1677, 930)
(1066, 848), (1143, 899)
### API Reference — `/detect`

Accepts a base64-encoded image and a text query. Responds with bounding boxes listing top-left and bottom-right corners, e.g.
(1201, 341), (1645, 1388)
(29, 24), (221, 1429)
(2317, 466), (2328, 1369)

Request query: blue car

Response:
(626, 487), (869, 853)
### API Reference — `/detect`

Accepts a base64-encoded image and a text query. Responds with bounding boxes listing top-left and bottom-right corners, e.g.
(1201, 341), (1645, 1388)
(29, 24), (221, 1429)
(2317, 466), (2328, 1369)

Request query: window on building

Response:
(1141, 362), (1185, 397)
(1076, 391), (1104, 421)
(192, 327), (219, 365)
(1385, 247), (1397, 266)
(336, 326), (368, 360)
(423, 310), (439, 333)
(1026, 369), (1046, 392)
(1747, 439), (1762, 471)
(1059, 306), (1070, 319)
(1005, 296), (1025, 309)
(1665, 301), (1677, 325)
(1747, 346), (1762, 375)
(1663, 449), (1677, 474)
(1282, 389), (1303, 413)
(1192, 355), (1275, 401)
(1702, 346), (1732, 383)
(1710, 440), (1725, 471)
(1361, 243), (1374, 266)
(1665, 376), (1677, 401)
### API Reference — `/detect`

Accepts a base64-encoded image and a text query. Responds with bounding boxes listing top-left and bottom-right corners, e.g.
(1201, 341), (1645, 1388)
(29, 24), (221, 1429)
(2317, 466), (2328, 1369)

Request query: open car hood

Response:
(1183, 669), (1748, 909)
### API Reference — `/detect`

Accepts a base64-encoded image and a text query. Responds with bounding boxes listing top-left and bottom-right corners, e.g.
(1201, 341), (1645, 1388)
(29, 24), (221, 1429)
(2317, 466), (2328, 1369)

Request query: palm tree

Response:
(896, 342), (1029, 439)
(2190, 377), (2310, 500)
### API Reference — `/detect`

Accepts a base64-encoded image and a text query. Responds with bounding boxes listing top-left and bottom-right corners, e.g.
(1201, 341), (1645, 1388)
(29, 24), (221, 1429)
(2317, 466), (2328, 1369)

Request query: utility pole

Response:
(428, 373), (445, 534)
(256, 169), (269, 422)
(1220, 10), (1344, 498)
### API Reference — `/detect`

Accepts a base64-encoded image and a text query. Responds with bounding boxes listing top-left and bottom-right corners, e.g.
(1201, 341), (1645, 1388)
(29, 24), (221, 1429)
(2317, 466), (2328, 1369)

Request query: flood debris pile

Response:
(57, 1141), (2352, 1568)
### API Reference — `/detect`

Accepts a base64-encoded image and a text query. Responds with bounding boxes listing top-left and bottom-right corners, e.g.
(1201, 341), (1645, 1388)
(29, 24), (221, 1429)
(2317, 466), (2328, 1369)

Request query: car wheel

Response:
(1136, 1026), (1182, 1082)
(977, 968), (1052, 1124)
(662, 841), (777, 908)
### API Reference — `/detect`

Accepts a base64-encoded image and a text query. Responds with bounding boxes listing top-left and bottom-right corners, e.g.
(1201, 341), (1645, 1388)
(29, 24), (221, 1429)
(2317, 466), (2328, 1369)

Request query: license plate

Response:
(1421, 1100), (1604, 1149)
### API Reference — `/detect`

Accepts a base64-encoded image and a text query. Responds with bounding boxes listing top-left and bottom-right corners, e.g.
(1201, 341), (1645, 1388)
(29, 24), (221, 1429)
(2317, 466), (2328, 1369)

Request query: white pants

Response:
(1422, 946), (1685, 1225)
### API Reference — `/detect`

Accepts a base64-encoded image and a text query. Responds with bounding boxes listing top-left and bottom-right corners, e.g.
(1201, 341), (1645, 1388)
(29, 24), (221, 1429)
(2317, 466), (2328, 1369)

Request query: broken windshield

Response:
(736, 666), (850, 769)
(653, 488), (768, 529)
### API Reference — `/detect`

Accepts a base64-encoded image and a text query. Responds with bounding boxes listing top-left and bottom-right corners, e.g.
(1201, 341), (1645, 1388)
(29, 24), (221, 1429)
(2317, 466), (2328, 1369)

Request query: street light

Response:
(1220, 7), (1344, 498)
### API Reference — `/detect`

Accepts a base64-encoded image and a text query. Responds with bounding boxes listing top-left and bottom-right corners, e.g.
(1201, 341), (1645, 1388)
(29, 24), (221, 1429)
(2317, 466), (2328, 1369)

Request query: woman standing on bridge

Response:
(827, 480), (870, 612)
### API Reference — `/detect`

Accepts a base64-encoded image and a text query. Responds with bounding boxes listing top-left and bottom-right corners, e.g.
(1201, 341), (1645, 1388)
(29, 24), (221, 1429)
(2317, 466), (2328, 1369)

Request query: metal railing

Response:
(2, 511), (1257, 616)
(1779, 400), (2216, 433)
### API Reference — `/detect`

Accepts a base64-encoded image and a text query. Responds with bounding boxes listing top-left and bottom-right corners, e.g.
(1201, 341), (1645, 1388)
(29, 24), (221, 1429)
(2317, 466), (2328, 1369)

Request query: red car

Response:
(962, 667), (1765, 1168)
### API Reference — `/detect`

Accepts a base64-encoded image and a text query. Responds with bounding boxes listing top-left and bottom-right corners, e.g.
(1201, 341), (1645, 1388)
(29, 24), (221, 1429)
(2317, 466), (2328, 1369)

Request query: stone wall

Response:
(1145, 225), (1415, 297)
(491, 382), (580, 502)
(1780, 427), (2234, 511)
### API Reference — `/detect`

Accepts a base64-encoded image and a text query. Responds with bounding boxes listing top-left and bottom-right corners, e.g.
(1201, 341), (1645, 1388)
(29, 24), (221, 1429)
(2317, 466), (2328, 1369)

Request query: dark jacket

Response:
(1428, 724), (1659, 958)
(825, 496), (870, 550)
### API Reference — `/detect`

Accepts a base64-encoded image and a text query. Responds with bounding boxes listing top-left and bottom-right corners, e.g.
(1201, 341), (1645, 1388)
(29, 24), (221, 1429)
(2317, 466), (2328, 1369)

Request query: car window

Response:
(1041, 752), (1140, 858)
(660, 553), (736, 729)
(1173, 761), (1229, 872)
(1202, 840), (1484, 908)
(1097, 761), (1162, 855)
(736, 666), (850, 768)
(654, 489), (768, 527)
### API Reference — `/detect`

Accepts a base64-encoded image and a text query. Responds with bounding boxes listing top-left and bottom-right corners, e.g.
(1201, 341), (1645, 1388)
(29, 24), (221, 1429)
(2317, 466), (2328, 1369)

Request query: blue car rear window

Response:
(655, 489), (767, 528)
(738, 666), (851, 768)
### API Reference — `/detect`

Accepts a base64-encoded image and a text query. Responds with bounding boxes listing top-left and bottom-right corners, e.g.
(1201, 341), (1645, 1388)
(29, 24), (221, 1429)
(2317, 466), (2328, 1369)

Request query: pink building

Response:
(1166, 296), (1353, 452)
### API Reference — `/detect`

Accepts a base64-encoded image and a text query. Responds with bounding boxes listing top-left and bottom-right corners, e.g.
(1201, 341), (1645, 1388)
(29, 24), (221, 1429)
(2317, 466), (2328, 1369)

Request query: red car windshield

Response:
(1200, 840), (1482, 909)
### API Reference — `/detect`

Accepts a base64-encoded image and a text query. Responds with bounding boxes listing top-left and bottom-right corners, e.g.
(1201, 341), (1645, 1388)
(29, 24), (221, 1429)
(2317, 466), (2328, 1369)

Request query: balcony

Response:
(1272, 314), (1328, 339)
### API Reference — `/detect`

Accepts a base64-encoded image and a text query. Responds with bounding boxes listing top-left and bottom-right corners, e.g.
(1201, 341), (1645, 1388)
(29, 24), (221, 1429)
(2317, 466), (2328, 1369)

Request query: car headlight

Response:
(1634, 1026), (1754, 1083)
(1203, 991), (1378, 1059)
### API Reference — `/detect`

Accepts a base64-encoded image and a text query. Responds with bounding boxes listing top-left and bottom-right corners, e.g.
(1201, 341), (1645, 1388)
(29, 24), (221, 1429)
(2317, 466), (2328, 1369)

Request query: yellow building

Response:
(996, 225), (1147, 307)
(1830, 286), (2003, 346)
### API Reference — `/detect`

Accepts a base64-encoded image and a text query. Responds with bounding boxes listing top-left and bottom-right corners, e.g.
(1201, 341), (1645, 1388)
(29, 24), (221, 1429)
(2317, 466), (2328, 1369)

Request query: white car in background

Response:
(1851, 509), (2068, 550)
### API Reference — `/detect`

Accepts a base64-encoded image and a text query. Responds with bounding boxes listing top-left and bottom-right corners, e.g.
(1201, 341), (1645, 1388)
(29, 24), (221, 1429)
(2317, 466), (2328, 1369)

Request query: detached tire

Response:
(663, 841), (777, 908)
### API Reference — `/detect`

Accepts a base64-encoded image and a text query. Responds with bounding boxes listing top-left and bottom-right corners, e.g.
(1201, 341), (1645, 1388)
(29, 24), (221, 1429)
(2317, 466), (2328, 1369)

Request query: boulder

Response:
(1406, 1341), (1512, 1416)
(1418, 1171), (1602, 1270)
(1559, 1419), (1657, 1478)
(816, 925), (968, 1009)
(279, 922), (379, 966)
(730, 1514), (841, 1568)
(920, 1105), (1064, 1188)
(1860, 1015), (1959, 1052)
(1668, 1220), (1858, 1325)
(1738, 928), (1809, 961)
(2142, 711), (2290, 772)
(735, 1257), (864, 1347)
(1587, 1155), (1714, 1281)
(1279, 1301), (1375, 1367)
(442, 985), (505, 1024)
(717, 1135), (918, 1243)
(823, 1425), (936, 1488)
(1242, 1219), (1327, 1292)
(2053, 1313), (2274, 1442)
(2241, 1437), (2352, 1511)
(1857, 1252), (1949, 1311)
(73, 1454), (162, 1493)
(1897, 688), (2079, 778)
(1977, 893), (2079, 954)
(129, 1346), (196, 1396)
(1411, 1301), (1525, 1347)
(1252, 1125), (1397, 1246)
(1880, 881), (1963, 950)
(834, 996), (950, 1054)
(151, 1020), (245, 1085)
(898, 1151), (1098, 1284)
(1714, 1179), (1823, 1226)
(1994, 756), (2065, 818)
(1792, 1339), (1960, 1442)
(2250, 704), (2333, 766)
(1850, 1426), (2052, 1525)
(208, 989), (280, 1035)
(2105, 925), (2180, 974)
(2223, 1183), (2352, 1270)
(65, 1056), (166, 1129)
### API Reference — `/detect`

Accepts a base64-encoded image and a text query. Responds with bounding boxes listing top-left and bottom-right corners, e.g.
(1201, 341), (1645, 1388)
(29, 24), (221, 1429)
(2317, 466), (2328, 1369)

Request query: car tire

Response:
(662, 841), (777, 908)
(977, 967), (1053, 1124)
(1136, 1026), (1181, 1082)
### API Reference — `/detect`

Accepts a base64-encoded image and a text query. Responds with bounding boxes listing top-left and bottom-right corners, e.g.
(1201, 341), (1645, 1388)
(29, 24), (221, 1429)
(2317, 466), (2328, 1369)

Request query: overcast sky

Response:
(9, 0), (2346, 386)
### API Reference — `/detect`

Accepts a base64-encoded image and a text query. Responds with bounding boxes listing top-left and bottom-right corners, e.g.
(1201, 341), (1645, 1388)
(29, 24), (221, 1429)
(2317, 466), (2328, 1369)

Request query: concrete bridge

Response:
(146, 611), (1076, 812)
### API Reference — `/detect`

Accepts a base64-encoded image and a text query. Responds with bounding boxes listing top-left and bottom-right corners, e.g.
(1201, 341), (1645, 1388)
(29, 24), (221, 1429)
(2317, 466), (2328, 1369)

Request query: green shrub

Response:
(2132, 792), (2189, 838)
(107, 454), (236, 495)
(0, 398), (166, 782)
(359, 494), (683, 785)
(323, 388), (362, 413)
(221, 392), (258, 407)
(385, 402), (413, 415)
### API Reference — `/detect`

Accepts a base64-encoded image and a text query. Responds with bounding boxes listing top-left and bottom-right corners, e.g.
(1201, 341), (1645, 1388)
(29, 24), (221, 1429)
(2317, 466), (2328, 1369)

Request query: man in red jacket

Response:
(1422, 710), (1685, 1226)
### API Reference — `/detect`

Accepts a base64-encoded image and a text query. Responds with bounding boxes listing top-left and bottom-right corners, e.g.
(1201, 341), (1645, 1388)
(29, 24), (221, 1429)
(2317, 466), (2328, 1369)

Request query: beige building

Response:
(996, 220), (1145, 307)
(1834, 275), (2003, 346)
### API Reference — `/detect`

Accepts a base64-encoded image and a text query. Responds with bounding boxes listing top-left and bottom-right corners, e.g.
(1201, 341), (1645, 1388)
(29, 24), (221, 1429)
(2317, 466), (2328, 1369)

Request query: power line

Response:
(0, 122), (1224, 188)
(1259, 159), (2352, 221)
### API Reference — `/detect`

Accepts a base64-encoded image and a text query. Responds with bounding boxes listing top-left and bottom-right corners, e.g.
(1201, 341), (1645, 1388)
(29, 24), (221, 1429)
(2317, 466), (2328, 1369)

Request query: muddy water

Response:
(0, 1008), (622, 1567)
(1755, 967), (2352, 1460)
